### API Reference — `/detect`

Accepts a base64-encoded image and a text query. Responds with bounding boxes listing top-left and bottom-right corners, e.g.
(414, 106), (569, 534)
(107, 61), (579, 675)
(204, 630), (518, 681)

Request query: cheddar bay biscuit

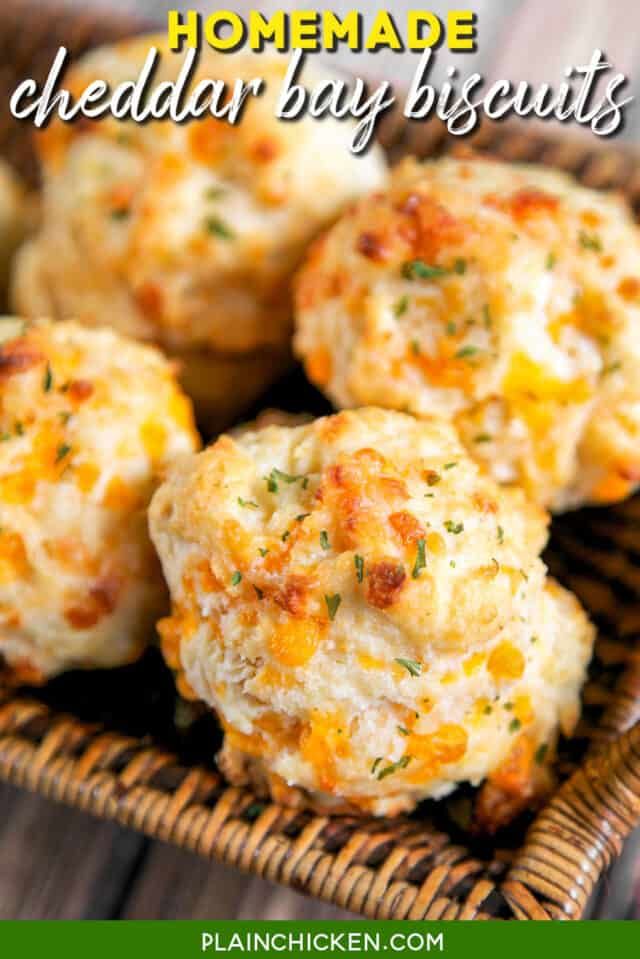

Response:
(13, 38), (387, 429)
(294, 156), (640, 511)
(0, 318), (199, 682)
(150, 408), (594, 817)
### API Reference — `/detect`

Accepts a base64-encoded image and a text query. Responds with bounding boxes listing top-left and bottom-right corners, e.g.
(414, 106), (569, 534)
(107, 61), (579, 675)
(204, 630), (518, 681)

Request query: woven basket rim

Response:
(1, 0), (640, 921)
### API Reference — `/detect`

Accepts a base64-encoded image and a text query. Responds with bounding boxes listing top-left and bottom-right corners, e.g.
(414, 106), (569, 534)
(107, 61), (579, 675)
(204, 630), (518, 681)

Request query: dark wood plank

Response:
(0, 783), (145, 919)
(589, 828), (640, 919)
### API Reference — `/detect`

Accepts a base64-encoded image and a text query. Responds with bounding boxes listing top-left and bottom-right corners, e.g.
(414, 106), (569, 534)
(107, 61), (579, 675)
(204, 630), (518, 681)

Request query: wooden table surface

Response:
(2, 0), (640, 920)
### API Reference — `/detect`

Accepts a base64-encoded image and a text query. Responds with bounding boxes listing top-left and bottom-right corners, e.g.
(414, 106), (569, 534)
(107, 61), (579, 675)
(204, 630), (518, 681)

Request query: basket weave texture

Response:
(1, 0), (640, 920)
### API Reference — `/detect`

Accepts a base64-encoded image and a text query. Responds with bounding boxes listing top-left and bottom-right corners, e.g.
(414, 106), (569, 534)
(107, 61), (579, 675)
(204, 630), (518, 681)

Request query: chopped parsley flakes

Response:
(324, 593), (341, 621)
(376, 755), (412, 780)
(535, 743), (548, 765)
(238, 497), (259, 509)
(454, 345), (479, 360)
(579, 230), (602, 252)
(402, 259), (449, 281)
(444, 520), (463, 535)
(320, 530), (330, 550)
(231, 571), (242, 586)
(395, 657), (422, 677)
(394, 295), (409, 317)
(43, 363), (53, 392)
(204, 216), (234, 240)
(412, 538), (426, 579)
(55, 442), (71, 464)
(354, 554), (364, 583)
(265, 467), (305, 493)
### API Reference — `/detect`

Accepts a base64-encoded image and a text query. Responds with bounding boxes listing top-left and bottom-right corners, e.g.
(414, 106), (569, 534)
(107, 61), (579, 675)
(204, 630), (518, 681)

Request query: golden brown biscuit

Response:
(294, 156), (640, 511)
(0, 318), (199, 682)
(12, 37), (387, 428)
(150, 408), (594, 816)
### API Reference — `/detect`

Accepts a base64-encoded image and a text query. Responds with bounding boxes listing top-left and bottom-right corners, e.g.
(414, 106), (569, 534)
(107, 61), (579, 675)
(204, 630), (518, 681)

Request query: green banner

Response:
(0, 919), (638, 957)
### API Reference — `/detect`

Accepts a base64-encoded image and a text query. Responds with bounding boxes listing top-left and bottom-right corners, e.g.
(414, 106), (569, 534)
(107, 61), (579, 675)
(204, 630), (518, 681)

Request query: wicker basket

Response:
(1, 0), (640, 921)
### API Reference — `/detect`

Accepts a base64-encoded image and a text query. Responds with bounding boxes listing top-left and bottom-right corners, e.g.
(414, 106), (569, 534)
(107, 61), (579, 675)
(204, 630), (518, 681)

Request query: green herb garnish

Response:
(579, 231), (602, 252)
(395, 657), (422, 677)
(354, 554), (364, 583)
(377, 755), (412, 779)
(534, 743), (548, 765)
(394, 295), (409, 317)
(402, 259), (449, 281)
(454, 345), (479, 360)
(205, 216), (234, 240)
(238, 497), (259, 509)
(265, 467), (305, 493)
(43, 363), (53, 393)
(324, 593), (341, 621)
(412, 538), (426, 579)
(55, 442), (71, 464)
(320, 530), (330, 550)
(231, 571), (242, 586)
(444, 520), (464, 535)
